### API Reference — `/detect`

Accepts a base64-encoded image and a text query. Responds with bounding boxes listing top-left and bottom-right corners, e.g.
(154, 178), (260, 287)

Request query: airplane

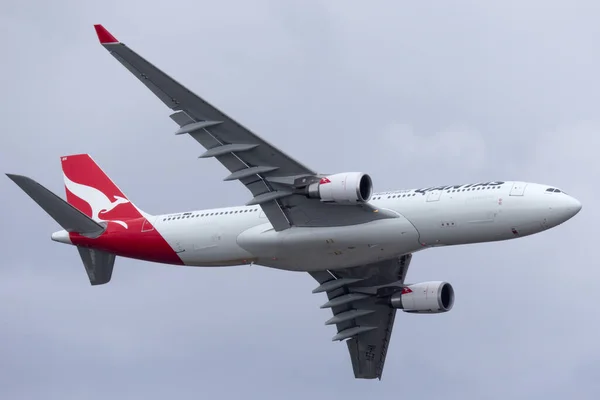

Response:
(6, 24), (582, 380)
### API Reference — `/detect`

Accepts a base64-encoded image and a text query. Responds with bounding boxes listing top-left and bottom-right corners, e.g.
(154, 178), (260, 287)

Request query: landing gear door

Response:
(509, 182), (527, 196)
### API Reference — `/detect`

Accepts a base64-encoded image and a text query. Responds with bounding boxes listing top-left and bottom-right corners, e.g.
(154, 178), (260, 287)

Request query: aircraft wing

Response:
(94, 25), (396, 231)
(310, 254), (412, 379)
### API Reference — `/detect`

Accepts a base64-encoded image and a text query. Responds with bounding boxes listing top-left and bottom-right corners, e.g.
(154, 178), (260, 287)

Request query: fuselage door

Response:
(509, 182), (528, 196)
(427, 189), (442, 202)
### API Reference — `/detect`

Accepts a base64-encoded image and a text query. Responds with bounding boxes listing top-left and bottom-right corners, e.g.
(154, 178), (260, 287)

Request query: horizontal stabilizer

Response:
(77, 247), (116, 285)
(6, 174), (105, 236)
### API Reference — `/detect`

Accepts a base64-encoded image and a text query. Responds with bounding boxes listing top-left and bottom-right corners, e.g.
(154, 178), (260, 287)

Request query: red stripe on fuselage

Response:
(70, 217), (183, 265)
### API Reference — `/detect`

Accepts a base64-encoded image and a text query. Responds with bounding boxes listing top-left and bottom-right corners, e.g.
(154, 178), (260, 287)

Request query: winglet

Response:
(93, 24), (119, 44)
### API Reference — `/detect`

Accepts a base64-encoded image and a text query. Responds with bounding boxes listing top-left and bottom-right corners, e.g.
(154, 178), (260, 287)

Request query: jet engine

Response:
(306, 172), (373, 204)
(390, 281), (454, 314)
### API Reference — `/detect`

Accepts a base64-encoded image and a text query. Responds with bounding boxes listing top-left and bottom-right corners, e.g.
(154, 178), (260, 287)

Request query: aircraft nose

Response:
(567, 196), (582, 217)
(555, 195), (582, 222)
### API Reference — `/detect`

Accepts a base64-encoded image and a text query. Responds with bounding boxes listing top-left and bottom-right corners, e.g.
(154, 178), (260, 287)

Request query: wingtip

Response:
(93, 24), (119, 44)
(5, 173), (27, 182)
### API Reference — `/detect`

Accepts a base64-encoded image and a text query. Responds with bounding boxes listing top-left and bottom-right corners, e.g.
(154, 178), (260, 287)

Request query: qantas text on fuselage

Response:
(375, 181), (506, 197)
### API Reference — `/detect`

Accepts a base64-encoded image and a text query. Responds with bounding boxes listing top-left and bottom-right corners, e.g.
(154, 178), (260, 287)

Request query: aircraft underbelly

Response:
(236, 213), (420, 272)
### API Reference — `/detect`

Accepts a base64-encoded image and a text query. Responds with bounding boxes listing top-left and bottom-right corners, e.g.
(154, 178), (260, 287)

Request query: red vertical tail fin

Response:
(61, 154), (147, 225)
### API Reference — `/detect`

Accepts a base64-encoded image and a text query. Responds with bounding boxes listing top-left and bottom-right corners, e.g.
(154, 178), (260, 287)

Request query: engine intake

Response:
(390, 281), (454, 314)
(307, 172), (373, 204)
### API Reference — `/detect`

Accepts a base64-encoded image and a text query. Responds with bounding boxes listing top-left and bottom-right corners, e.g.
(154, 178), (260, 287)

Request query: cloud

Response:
(381, 123), (487, 169)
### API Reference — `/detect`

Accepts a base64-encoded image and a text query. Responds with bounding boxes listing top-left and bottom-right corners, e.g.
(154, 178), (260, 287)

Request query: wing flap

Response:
(325, 309), (375, 325)
(333, 326), (378, 341)
(175, 120), (223, 135)
(199, 143), (259, 159)
(313, 278), (364, 294)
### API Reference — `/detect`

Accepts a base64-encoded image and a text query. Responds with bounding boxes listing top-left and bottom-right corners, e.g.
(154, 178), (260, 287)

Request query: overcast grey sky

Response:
(1, 0), (599, 398)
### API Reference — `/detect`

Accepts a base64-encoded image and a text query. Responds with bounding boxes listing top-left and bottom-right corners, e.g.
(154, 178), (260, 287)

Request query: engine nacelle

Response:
(390, 281), (455, 314)
(307, 172), (373, 204)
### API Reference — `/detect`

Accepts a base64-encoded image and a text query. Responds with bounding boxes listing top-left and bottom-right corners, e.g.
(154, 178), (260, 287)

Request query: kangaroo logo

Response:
(63, 174), (131, 229)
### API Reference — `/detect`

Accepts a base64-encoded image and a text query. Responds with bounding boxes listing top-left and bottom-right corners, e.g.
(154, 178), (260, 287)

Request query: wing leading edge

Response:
(93, 24), (396, 231)
(310, 254), (412, 379)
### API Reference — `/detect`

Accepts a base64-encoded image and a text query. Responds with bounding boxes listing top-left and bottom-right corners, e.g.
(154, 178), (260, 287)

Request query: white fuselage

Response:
(145, 181), (581, 272)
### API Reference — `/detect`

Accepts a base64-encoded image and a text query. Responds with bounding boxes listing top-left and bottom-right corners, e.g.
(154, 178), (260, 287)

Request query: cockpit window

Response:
(546, 188), (563, 193)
